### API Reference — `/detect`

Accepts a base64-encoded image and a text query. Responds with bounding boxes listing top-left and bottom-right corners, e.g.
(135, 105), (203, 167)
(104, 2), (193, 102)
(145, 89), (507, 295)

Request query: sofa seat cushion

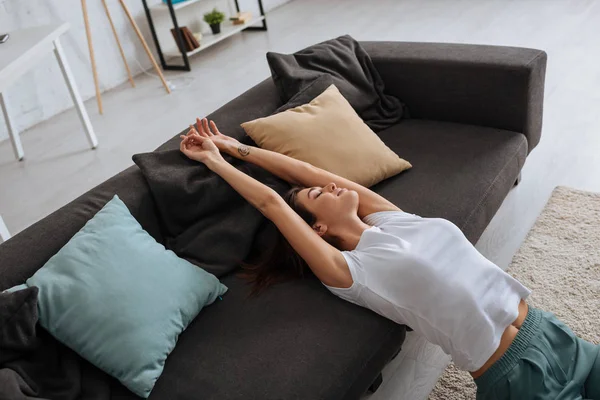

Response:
(371, 119), (528, 243)
(144, 274), (405, 400)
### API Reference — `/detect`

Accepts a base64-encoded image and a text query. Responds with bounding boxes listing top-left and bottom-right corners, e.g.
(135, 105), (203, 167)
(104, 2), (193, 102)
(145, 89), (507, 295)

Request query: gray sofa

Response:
(0, 42), (546, 399)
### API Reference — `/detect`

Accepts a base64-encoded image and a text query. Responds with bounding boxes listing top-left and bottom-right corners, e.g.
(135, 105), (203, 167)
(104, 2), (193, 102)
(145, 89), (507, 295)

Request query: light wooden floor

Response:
(1, 1), (600, 399)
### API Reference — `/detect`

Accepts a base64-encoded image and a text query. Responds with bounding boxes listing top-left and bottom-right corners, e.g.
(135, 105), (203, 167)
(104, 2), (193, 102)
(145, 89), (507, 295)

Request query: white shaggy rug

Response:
(428, 186), (600, 399)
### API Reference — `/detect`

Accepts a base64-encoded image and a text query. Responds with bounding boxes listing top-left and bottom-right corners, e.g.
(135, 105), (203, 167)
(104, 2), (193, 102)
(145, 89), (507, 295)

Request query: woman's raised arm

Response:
(194, 118), (401, 219)
(180, 129), (352, 289)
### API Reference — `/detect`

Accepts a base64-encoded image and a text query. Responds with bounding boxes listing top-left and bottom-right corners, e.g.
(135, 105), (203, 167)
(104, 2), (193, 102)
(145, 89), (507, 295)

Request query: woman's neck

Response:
(330, 217), (372, 251)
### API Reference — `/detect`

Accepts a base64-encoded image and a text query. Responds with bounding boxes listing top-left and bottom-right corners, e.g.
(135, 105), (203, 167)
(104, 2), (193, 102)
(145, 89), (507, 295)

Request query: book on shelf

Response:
(230, 11), (253, 25)
(171, 26), (200, 52)
(184, 27), (200, 48)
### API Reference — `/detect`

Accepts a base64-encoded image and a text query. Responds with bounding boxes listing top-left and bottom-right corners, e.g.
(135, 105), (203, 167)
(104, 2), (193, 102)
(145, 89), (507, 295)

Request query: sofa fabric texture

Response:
(371, 119), (528, 244)
(267, 35), (406, 132)
(242, 84), (411, 187)
(0, 41), (546, 400)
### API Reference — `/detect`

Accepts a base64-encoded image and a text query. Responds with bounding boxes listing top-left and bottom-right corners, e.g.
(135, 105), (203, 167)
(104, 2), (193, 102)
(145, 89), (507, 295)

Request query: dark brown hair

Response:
(239, 186), (315, 296)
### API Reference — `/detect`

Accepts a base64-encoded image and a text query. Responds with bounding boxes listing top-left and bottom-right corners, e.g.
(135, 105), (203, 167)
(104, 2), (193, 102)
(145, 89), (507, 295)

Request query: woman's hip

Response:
(474, 307), (600, 400)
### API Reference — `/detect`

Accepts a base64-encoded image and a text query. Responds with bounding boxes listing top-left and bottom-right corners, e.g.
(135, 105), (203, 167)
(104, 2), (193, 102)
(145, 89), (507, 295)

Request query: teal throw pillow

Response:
(24, 195), (227, 398)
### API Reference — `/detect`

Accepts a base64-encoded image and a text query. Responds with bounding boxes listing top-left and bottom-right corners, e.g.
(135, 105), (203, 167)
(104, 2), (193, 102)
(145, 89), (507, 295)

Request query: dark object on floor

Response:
(0, 41), (546, 400)
(267, 35), (406, 132)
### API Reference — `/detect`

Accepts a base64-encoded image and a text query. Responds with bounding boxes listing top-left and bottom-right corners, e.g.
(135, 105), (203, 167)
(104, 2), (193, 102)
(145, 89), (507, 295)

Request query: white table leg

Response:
(0, 92), (24, 161)
(0, 215), (10, 242)
(53, 38), (98, 149)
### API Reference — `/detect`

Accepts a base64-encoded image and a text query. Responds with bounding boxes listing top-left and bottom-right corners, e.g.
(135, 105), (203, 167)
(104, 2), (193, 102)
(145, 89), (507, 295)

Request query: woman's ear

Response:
(312, 223), (328, 237)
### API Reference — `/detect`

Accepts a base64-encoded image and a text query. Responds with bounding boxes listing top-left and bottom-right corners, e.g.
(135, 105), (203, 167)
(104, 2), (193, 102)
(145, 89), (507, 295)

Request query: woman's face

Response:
(296, 182), (360, 233)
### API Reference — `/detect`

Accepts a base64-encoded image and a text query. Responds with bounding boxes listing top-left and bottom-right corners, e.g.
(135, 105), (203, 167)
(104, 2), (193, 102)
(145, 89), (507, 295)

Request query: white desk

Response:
(0, 23), (98, 160)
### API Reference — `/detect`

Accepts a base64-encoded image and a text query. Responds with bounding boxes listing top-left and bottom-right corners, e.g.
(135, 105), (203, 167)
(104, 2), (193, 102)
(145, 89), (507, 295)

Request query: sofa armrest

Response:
(361, 41), (547, 153)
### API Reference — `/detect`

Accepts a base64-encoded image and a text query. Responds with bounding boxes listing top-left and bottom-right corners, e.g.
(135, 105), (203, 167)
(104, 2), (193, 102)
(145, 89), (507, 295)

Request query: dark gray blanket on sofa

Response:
(267, 34), (406, 131)
(0, 287), (103, 400)
(0, 287), (129, 400)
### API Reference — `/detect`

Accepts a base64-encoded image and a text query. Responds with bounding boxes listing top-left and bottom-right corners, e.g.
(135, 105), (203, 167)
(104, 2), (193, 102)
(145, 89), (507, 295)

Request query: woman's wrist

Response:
(205, 156), (228, 171)
(236, 143), (251, 158)
(222, 141), (250, 158)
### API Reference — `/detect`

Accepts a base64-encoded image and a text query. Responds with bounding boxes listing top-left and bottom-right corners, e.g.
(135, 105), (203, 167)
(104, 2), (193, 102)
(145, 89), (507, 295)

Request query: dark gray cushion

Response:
(274, 74), (335, 113)
(267, 35), (405, 132)
(361, 41), (546, 154)
(371, 119), (528, 243)
(133, 79), (290, 278)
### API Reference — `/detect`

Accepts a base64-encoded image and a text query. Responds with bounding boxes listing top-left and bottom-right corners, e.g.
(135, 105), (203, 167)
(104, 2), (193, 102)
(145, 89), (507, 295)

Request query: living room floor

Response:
(1, 0), (599, 399)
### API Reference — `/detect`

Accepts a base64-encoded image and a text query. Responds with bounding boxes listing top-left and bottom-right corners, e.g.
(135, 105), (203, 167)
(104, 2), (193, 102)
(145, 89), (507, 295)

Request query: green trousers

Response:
(475, 307), (600, 400)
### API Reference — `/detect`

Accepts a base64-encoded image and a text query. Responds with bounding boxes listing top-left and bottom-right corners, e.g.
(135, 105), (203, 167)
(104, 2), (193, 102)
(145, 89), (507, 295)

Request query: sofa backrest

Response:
(0, 78), (283, 291)
(153, 78), (284, 153)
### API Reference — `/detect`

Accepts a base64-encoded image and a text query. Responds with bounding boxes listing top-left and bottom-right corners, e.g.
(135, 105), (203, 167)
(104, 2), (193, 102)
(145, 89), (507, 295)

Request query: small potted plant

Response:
(203, 8), (225, 34)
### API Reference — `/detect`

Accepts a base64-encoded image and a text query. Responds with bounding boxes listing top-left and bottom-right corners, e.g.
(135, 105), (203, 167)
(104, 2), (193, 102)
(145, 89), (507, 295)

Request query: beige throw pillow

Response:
(241, 84), (411, 187)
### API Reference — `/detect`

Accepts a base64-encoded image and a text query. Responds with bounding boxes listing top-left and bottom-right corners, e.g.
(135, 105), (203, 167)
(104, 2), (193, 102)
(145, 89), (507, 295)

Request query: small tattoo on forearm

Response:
(238, 144), (250, 157)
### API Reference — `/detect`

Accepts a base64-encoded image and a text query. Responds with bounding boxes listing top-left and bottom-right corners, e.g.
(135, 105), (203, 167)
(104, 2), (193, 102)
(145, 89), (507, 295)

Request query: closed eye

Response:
(308, 187), (323, 200)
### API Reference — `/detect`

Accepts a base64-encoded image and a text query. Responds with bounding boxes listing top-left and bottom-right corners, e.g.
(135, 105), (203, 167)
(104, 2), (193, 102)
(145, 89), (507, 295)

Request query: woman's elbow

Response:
(257, 190), (283, 216)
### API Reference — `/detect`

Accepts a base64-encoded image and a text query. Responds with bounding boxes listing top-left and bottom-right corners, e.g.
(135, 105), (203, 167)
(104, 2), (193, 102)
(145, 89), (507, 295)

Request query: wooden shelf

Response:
(150, 0), (206, 12)
(164, 16), (265, 58)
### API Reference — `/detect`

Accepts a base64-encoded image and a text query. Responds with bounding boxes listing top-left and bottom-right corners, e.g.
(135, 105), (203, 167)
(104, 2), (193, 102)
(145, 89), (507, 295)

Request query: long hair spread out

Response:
(240, 187), (315, 296)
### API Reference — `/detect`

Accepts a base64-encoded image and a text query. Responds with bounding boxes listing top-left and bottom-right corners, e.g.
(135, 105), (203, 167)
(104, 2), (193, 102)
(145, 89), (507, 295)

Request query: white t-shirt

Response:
(324, 211), (530, 372)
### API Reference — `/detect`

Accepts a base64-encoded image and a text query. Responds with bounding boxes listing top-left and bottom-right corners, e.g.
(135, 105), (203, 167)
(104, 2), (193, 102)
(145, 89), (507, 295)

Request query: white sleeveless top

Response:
(324, 211), (530, 372)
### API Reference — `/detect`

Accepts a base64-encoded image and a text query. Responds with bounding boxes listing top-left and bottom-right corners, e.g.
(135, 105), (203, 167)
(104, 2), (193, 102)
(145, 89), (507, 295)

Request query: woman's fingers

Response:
(195, 118), (210, 137)
(181, 130), (206, 149)
(209, 120), (220, 136)
(186, 122), (200, 137)
(189, 125), (205, 141)
(195, 118), (205, 136)
(202, 118), (213, 136)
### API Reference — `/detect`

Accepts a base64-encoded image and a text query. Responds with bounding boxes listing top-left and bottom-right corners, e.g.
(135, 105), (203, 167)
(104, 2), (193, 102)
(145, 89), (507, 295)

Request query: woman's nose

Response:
(329, 183), (337, 192)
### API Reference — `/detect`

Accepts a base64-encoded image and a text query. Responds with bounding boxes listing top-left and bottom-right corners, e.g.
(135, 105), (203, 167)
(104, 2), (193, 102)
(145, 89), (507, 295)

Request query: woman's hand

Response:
(180, 126), (224, 168)
(192, 117), (241, 153)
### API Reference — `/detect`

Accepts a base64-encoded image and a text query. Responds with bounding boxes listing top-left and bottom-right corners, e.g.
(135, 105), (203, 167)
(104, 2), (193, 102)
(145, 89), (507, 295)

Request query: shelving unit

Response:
(141, 0), (267, 71)
(164, 16), (265, 58)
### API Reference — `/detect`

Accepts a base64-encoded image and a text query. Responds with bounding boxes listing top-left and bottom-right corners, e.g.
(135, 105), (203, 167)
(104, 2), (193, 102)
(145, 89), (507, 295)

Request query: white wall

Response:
(0, 0), (291, 143)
